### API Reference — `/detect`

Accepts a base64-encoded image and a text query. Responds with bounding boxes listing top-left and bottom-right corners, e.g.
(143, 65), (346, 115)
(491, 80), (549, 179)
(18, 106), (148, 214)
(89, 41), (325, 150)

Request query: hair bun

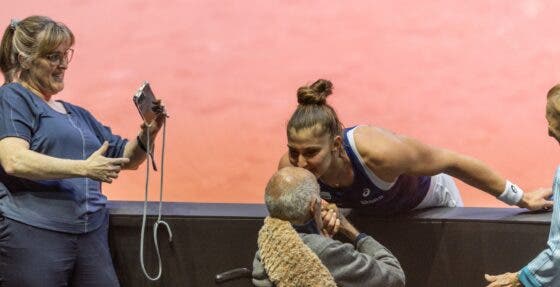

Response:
(297, 79), (333, 105)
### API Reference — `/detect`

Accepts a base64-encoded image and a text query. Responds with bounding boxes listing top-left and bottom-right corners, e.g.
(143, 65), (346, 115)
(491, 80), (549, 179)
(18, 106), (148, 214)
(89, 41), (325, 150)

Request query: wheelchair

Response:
(215, 267), (252, 285)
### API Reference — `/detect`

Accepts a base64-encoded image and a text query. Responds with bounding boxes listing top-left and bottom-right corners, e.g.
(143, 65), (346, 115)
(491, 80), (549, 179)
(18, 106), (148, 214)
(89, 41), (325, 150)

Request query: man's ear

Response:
(309, 197), (317, 214)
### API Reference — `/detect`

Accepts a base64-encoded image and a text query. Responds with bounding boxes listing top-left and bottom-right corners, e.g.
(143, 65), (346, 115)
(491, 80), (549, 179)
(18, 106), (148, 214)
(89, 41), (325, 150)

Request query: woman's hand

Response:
(84, 142), (130, 183)
(122, 101), (167, 170)
(143, 99), (167, 138)
(320, 200), (341, 237)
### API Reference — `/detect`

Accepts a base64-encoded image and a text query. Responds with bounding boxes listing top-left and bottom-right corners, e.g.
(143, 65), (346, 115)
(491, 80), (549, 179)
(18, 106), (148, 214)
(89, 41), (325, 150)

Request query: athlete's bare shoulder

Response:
(352, 125), (402, 161)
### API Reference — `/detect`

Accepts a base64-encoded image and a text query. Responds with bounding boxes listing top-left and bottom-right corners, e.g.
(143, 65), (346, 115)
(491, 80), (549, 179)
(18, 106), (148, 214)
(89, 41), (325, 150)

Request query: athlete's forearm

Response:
(443, 154), (505, 197)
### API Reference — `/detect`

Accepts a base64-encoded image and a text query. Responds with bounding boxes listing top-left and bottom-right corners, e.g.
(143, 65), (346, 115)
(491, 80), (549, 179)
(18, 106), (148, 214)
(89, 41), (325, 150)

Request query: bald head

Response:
(264, 167), (320, 223)
(266, 167), (317, 198)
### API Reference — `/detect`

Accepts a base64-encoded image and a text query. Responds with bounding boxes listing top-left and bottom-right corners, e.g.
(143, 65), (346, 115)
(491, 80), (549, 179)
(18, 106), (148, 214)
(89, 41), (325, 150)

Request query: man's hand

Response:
(484, 272), (522, 287)
(320, 200), (340, 237)
(518, 187), (553, 211)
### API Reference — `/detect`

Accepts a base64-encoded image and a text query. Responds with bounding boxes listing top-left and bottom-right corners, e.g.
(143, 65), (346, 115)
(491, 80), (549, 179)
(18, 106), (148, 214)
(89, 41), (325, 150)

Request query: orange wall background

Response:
(3, 1), (560, 207)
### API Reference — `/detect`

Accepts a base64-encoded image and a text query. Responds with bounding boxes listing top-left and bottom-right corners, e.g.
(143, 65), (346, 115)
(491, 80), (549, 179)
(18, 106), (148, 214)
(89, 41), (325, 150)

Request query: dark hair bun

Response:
(297, 79), (333, 105)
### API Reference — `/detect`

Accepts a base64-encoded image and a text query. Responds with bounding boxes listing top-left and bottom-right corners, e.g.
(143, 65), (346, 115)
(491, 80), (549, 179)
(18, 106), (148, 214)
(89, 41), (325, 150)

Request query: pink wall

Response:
(3, 1), (560, 207)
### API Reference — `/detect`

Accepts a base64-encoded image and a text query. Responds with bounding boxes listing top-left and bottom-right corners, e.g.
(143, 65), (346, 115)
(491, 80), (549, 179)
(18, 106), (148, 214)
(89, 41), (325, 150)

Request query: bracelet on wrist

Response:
(136, 135), (158, 171)
(137, 135), (148, 152)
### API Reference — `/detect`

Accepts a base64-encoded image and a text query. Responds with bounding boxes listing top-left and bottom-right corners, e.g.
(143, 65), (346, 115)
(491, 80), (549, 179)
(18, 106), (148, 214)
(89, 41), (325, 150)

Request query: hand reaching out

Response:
(518, 187), (553, 211)
(484, 272), (522, 287)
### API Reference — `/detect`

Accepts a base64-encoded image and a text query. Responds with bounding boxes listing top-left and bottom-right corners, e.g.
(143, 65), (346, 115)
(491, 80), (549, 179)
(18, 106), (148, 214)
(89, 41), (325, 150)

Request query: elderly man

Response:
(484, 84), (560, 287)
(252, 166), (405, 287)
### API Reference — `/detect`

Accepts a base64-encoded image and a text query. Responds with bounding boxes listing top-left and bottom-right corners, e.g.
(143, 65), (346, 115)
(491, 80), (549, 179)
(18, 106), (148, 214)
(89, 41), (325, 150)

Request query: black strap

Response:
(137, 135), (157, 171)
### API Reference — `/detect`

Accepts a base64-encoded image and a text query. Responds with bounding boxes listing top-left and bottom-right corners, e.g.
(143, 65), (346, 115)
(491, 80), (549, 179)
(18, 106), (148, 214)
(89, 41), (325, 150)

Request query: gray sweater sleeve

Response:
(251, 234), (405, 287)
(252, 251), (274, 287)
(306, 234), (406, 287)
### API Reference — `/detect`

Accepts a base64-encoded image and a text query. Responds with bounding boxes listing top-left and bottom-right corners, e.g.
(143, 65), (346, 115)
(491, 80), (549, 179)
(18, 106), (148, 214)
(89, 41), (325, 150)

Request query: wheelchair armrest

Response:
(215, 267), (252, 284)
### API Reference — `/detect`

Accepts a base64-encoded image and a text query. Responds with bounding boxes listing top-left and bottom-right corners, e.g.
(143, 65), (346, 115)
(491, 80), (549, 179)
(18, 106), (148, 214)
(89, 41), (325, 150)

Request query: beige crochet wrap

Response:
(257, 216), (337, 287)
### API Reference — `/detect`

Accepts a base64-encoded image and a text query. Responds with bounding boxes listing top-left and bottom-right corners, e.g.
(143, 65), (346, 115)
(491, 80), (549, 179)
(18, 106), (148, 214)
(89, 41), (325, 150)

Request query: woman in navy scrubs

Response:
(0, 15), (164, 286)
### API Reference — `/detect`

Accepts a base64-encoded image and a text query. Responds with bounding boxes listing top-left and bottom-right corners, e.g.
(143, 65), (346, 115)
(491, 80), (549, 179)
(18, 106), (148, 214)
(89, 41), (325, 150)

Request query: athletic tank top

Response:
(318, 127), (431, 215)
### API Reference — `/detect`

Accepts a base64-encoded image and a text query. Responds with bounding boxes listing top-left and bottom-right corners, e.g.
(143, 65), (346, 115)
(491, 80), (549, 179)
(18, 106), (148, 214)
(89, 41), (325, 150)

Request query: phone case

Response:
(133, 81), (157, 123)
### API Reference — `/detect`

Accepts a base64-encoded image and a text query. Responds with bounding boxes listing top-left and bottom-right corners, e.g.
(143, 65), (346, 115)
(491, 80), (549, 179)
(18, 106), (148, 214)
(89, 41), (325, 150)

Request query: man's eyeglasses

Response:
(43, 48), (74, 65)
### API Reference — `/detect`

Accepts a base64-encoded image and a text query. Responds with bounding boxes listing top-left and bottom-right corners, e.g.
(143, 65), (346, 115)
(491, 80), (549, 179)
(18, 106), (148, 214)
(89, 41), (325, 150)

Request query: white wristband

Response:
(498, 180), (524, 206)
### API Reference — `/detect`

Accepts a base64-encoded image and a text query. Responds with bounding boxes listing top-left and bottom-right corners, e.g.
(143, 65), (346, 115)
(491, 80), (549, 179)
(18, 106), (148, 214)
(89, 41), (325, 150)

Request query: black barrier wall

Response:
(107, 201), (551, 287)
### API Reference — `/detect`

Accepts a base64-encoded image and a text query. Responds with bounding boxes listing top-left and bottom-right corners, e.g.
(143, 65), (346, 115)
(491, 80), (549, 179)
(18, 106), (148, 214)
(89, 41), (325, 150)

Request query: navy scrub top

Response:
(0, 82), (127, 234)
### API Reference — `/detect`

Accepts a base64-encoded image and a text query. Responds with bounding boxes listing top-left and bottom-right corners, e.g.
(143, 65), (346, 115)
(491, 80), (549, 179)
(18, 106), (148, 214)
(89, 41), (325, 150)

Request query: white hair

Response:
(264, 167), (321, 223)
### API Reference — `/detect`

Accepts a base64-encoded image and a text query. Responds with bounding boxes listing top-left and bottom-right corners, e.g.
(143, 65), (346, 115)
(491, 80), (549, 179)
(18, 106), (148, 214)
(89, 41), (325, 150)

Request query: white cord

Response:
(139, 118), (173, 281)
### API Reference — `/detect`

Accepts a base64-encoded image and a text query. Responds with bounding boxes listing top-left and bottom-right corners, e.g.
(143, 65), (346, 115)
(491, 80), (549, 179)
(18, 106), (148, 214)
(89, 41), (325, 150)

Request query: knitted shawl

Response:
(257, 216), (337, 287)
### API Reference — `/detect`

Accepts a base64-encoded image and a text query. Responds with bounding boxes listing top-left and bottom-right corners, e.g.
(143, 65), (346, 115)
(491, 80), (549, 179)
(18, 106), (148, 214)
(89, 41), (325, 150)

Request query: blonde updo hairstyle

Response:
(0, 15), (74, 84)
(287, 79), (344, 139)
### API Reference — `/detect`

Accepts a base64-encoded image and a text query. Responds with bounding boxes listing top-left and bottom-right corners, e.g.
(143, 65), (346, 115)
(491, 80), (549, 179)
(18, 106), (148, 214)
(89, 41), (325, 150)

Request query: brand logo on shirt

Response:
(320, 191), (332, 200)
(360, 195), (384, 205)
(362, 188), (371, 197)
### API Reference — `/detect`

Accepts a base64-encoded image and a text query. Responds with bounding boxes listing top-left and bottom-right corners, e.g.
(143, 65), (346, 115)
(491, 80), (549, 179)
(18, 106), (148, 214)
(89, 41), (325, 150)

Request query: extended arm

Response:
(355, 126), (552, 210)
(0, 137), (129, 183)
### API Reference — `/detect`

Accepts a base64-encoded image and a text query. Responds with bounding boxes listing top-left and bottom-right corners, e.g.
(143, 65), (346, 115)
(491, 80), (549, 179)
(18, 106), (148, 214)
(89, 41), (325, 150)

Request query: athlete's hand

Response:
(84, 142), (130, 183)
(321, 200), (341, 237)
(518, 187), (553, 211)
(484, 272), (522, 287)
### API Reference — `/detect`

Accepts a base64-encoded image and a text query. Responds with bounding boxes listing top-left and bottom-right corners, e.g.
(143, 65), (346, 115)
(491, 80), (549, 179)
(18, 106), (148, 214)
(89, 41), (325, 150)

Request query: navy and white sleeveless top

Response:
(318, 127), (430, 215)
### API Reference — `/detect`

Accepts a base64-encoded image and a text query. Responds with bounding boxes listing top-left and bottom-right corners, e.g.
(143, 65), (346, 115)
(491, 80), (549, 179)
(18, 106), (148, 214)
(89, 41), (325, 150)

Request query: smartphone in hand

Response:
(132, 81), (158, 124)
